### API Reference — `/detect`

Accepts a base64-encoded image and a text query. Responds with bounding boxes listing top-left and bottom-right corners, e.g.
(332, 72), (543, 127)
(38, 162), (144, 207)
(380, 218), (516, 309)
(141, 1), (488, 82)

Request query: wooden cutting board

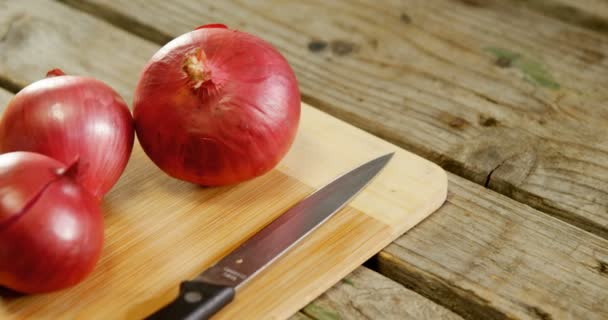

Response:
(0, 103), (447, 319)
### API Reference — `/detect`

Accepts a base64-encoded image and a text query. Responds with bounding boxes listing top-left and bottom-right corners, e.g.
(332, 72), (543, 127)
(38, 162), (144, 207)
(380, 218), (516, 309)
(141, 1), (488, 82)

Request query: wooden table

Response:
(1, 0), (607, 319)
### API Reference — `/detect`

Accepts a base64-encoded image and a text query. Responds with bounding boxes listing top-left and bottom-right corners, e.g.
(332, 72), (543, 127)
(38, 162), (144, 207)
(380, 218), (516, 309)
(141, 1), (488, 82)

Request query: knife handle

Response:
(145, 281), (235, 320)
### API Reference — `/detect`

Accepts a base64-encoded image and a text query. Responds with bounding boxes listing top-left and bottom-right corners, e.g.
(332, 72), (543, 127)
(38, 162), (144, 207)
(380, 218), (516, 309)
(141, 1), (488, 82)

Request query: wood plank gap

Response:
(370, 251), (510, 320)
(0, 75), (23, 94)
(297, 266), (463, 320)
(487, 179), (608, 240)
(507, 0), (608, 35)
(290, 312), (315, 320)
(56, 0), (173, 45)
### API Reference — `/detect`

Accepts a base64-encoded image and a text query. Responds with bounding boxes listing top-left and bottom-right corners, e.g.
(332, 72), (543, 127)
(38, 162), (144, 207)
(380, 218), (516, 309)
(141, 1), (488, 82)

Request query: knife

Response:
(146, 153), (394, 320)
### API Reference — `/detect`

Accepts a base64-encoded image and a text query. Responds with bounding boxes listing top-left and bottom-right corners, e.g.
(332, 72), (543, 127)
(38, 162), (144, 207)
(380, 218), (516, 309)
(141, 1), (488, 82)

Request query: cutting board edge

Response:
(273, 212), (406, 320)
(393, 164), (448, 237)
(272, 166), (448, 319)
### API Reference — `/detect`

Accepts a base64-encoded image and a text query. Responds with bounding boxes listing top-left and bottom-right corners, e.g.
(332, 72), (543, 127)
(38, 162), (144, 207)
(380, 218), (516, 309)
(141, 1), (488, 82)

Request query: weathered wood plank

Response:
(510, 0), (608, 34)
(299, 267), (462, 320)
(60, 0), (608, 239)
(0, 0), (158, 104)
(376, 173), (608, 320)
(1, 1), (608, 319)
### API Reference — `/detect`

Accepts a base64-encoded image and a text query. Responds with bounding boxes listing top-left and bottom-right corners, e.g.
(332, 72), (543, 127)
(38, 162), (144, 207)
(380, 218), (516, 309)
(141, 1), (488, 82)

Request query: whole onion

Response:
(133, 24), (300, 185)
(0, 69), (134, 200)
(0, 152), (103, 294)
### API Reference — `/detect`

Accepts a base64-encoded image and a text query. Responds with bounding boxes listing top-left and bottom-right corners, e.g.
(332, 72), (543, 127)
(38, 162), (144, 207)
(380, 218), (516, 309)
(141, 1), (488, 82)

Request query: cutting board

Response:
(0, 103), (447, 319)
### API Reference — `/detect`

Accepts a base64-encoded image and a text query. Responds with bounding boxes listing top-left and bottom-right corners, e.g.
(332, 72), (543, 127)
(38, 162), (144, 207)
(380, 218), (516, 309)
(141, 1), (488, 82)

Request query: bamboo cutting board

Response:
(0, 104), (447, 319)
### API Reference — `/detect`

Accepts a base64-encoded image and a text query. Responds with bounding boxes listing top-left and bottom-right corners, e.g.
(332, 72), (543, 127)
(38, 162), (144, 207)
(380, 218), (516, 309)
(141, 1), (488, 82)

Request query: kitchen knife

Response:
(146, 153), (394, 320)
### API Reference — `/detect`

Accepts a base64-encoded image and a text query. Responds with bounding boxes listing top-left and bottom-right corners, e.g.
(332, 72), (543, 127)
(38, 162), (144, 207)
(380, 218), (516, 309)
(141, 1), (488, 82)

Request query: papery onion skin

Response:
(133, 25), (300, 185)
(0, 152), (103, 294)
(0, 72), (134, 200)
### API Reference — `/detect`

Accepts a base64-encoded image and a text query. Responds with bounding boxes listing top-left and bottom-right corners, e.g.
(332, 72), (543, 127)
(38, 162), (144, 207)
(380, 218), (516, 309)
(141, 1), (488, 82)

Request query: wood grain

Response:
(0, 1), (447, 319)
(510, 0), (608, 34)
(1, 1), (608, 319)
(61, 0), (608, 239)
(0, 0), (157, 104)
(299, 267), (462, 320)
(376, 173), (608, 320)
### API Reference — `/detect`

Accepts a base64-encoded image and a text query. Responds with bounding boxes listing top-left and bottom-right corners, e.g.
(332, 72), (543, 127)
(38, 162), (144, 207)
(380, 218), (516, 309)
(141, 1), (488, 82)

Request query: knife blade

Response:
(146, 153), (394, 320)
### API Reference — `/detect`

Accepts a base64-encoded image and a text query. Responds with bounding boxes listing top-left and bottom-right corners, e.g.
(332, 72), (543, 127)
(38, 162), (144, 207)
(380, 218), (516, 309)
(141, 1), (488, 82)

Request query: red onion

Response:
(0, 152), (103, 294)
(133, 24), (300, 185)
(0, 69), (134, 200)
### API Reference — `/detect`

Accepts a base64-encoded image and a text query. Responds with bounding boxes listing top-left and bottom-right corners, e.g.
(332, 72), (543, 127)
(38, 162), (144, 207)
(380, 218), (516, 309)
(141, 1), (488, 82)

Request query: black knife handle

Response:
(145, 281), (235, 320)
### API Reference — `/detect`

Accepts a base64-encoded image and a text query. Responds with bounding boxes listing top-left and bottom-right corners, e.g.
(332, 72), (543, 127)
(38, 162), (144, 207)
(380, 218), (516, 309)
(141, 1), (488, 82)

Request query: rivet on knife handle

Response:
(145, 281), (234, 320)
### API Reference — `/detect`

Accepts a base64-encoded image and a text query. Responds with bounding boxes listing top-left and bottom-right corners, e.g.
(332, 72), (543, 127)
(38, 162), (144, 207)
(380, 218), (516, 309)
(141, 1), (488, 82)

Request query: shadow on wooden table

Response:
(0, 286), (24, 300)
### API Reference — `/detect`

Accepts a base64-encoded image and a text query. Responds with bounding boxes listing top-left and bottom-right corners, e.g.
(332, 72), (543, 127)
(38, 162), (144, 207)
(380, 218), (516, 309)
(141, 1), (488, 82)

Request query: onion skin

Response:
(133, 25), (300, 185)
(0, 73), (134, 200)
(0, 152), (103, 294)
(0, 152), (62, 227)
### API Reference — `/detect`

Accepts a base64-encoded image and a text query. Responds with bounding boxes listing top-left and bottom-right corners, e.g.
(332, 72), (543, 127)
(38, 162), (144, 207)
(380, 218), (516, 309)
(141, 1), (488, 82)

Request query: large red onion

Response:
(0, 70), (134, 200)
(0, 152), (103, 294)
(133, 24), (300, 185)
